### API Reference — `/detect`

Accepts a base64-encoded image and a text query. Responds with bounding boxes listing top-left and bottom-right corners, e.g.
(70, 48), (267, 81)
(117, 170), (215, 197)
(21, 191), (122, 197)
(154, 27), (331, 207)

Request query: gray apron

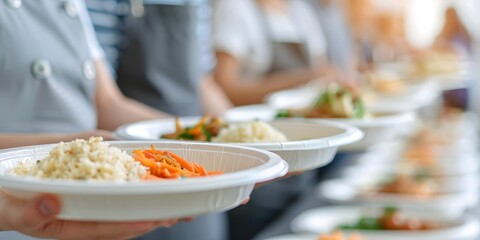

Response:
(120, 4), (226, 240)
(0, 0), (97, 133)
(0, 1), (96, 238)
(228, 6), (317, 240)
(116, 4), (202, 116)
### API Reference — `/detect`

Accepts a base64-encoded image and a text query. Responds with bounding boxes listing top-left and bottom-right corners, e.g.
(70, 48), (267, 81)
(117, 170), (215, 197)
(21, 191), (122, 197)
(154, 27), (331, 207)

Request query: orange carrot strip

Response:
(165, 151), (194, 172)
(188, 116), (209, 136)
(133, 153), (156, 170)
(161, 163), (184, 174)
(206, 171), (223, 176)
(143, 174), (163, 181)
(192, 163), (203, 173)
(162, 168), (172, 178)
(198, 165), (208, 176)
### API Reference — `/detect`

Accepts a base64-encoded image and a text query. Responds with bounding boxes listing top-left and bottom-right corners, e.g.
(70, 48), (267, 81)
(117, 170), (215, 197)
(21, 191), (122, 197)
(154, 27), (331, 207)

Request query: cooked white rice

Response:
(12, 137), (146, 182)
(212, 121), (287, 143)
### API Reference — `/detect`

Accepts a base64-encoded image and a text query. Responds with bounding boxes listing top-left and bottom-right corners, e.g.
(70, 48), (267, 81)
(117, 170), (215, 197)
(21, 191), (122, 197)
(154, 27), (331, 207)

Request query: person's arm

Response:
(199, 74), (233, 116)
(214, 51), (329, 106)
(0, 191), (176, 239)
(0, 131), (114, 150)
(94, 60), (170, 131)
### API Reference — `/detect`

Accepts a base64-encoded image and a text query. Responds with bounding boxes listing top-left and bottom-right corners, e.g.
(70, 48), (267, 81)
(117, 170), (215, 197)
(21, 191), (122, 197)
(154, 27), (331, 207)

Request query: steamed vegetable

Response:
(276, 85), (366, 119)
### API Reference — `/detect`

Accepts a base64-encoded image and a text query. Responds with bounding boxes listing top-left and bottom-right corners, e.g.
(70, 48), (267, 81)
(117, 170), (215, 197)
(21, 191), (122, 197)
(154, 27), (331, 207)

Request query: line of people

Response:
(0, 0), (473, 239)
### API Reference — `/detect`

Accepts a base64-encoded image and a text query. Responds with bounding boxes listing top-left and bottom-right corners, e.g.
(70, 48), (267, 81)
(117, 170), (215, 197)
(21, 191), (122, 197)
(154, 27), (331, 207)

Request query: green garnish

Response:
(201, 125), (212, 142)
(177, 131), (195, 140)
(275, 110), (290, 118)
(384, 206), (398, 216)
(339, 217), (382, 230)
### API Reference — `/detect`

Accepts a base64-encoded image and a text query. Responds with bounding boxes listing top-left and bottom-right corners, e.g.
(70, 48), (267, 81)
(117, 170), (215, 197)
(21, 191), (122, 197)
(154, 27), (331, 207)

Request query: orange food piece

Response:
(133, 146), (223, 180)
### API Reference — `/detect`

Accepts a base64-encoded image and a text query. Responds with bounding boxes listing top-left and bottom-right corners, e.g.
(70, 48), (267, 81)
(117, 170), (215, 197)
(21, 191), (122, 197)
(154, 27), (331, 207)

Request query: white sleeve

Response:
(296, 1), (327, 57)
(212, 0), (251, 60)
(74, 0), (106, 60)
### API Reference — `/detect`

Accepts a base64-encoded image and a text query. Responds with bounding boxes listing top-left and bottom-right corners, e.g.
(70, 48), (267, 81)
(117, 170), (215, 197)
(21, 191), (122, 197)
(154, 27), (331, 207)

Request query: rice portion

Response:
(212, 121), (288, 143)
(12, 137), (146, 182)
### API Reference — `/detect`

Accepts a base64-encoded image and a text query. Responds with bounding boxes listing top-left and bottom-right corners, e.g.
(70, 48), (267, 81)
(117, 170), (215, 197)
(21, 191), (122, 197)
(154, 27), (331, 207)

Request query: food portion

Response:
(339, 207), (435, 231)
(12, 137), (146, 182)
(375, 173), (437, 197)
(11, 137), (221, 181)
(133, 146), (222, 179)
(362, 70), (406, 95)
(161, 116), (226, 141)
(405, 51), (462, 80)
(318, 231), (364, 240)
(212, 121), (287, 143)
(161, 117), (288, 143)
(276, 85), (367, 119)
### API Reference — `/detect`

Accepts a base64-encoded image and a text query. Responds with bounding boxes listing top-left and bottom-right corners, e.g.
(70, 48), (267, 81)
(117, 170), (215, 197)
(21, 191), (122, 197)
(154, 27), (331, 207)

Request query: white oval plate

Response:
(317, 179), (477, 218)
(265, 81), (440, 114)
(341, 166), (480, 193)
(0, 141), (288, 221)
(290, 206), (480, 240)
(223, 105), (416, 152)
(115, 118), (363, 172)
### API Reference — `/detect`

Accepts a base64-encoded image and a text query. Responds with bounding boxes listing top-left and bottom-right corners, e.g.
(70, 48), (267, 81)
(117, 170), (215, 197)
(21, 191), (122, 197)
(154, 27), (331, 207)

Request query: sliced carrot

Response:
(192, 163), (203, 173)
(133, 147), (223, 180)
(188, 115), (209, 136)
(162, 168), (172, 178)
(206, 171), (224, 176)
(165, 151), (194, 172)
(143, 174), (163, 181)
(198, 165), (208, 176)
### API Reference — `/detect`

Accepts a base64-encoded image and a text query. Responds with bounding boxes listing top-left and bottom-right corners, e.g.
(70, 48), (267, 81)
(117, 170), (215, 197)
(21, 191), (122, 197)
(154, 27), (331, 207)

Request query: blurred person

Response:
(0, 193), (176, 239)
(372, 13), (411, 62)
(433, 7), (473, 57)
(213, 1), (334, 239)
(87, 1), (231, 240)
(433, 6), (473, 110)
(213, 0), (340, 106)
(345, 0), (377, 70)
(116, 0), (232, 117)
(0, 0), (186, 238)
(311, 0), (356, 73)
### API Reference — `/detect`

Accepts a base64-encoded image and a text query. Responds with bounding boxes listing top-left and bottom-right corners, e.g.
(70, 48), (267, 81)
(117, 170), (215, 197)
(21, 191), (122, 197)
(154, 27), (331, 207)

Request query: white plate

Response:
(341, 166), (480, 193)
(353, 142), (480, 176)
(378, 60), (470, 91)
(317, 179), (477, 218)
(290, 206), (480, 240)
(0, 141), (288, 221)
(115, 118), (363, 172)
(223, 105), (416, 152)
(265, 82), (440, 114)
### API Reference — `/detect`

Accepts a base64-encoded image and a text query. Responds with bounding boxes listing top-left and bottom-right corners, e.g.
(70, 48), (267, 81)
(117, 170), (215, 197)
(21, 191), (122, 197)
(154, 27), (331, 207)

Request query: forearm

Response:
(199, 75), (233, 116)
(94, 59), (170, 131)
(0, 133), (87, 149)
(97, 97), (170, 131)
(219, 69), (316, 106)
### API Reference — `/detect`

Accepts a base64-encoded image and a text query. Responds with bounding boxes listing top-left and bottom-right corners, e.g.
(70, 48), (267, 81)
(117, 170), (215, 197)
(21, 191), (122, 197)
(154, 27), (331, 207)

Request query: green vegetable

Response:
(383, 206), (398, 216)
(414, 168), (432, 181)
(275, 110), (291, 118)
(201, 125), (212, 142)
(358, 217), (382, 230)
(177, 130), (195, 140)
(353, 100), (366, 118)
(338, 217), (382, 230)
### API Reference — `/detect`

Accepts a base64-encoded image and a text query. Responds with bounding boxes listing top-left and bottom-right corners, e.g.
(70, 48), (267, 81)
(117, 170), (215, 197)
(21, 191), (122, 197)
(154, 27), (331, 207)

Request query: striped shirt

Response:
(85, 0), (215, 74)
